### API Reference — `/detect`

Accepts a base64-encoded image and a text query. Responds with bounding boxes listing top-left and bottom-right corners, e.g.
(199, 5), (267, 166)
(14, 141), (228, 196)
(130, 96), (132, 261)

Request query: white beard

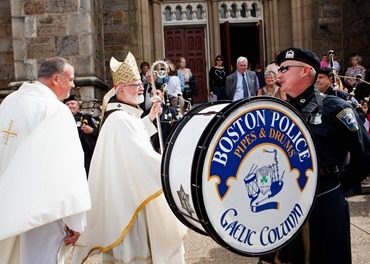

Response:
(136, 94), (144, 104)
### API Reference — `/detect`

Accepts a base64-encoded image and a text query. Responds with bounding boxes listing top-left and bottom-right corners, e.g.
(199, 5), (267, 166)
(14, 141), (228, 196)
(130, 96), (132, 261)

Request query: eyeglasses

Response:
(216, 59), (223, 61)
(123, 83), (144, 88)
(278, 65), (305, 73)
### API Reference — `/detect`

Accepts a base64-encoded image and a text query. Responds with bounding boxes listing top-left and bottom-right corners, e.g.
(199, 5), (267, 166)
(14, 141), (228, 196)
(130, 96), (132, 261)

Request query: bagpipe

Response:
(328, 50), (370, 108)
(74, 86), (102, 127)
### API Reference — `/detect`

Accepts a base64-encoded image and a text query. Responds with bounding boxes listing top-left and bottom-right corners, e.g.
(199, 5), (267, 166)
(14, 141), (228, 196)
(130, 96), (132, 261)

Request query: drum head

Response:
(192, 97), (318, 256)
(162, 101), (230, 235)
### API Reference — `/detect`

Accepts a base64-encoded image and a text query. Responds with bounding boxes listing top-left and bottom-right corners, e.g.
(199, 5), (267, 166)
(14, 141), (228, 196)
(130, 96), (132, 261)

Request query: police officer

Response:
(64, 94), (99, 176)
(260, 48), (370, 264)
(316, 67), (366, 124)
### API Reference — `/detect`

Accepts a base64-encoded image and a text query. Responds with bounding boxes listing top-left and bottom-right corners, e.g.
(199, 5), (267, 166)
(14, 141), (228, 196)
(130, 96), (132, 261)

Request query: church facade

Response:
(0, 0), (369, 108)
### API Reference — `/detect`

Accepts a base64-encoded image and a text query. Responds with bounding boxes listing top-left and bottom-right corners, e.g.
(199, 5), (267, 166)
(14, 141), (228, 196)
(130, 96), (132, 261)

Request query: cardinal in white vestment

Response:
(71, 52), (187, 264)
(0, 57), (91, 263)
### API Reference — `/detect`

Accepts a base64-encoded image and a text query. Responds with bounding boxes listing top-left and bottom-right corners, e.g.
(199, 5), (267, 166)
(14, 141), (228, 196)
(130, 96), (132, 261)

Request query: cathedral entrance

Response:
(164, 27), (207, 103)
(221, 21), (263, 73)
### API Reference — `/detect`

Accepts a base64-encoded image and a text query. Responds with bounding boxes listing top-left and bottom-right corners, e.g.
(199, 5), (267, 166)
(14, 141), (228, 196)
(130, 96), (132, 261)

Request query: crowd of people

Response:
(0, 47), (369, 264)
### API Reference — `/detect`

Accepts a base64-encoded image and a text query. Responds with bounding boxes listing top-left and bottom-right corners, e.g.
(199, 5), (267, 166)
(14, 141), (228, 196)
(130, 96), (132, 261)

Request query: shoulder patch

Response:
(336, 108), (358, 132)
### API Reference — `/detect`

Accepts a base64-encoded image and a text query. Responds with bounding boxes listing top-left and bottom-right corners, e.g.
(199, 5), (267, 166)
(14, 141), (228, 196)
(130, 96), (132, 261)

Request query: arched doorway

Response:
(164, 27), (207, 103)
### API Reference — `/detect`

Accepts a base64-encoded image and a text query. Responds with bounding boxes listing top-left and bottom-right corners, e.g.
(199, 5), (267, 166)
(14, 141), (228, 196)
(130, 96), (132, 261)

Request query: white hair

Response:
(237, 56), (248, 65)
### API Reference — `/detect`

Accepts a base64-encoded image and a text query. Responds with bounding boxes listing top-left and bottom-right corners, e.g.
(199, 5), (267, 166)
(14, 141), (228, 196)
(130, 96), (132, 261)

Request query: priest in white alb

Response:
(71, 52), (187, 263)
(0, 57), (91, 263)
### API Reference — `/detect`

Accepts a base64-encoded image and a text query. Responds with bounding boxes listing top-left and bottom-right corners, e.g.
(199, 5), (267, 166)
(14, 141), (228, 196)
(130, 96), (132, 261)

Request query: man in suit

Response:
(225, 56), (259, 101)
(140, 69), (153, 111)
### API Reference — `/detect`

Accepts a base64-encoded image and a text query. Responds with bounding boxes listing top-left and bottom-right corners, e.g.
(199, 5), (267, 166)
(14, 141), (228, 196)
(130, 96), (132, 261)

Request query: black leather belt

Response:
(319, 166), (339, 176)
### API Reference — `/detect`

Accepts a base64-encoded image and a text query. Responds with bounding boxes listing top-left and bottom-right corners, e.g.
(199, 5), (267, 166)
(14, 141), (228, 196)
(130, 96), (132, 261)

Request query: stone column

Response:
(291, 0), (303, 47)
(264, 0), (280, 64)
(139, 0), (151, 62)
(301, 0), (313, 49)
(211, 0), (220, 59)
(151, 0), (164, 60)
(8, 0), (108, 116)
(272, 0), (280, 52)
(264, 0), (272, 62)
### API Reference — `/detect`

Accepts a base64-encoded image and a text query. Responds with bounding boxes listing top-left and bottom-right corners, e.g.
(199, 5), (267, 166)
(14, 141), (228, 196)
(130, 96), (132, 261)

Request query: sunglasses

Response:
(278, 65), (305, 73)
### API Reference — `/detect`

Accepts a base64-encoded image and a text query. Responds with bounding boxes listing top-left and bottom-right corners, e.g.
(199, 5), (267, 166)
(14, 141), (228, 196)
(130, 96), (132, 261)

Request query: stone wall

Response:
(0, 1), (14, 90)
(1, 0), (109, 112)
(5, 0), (106, 81)
(311, 0), (343, 72)
(102, 0), (138, 86)
(342, 0), (370, 99)
(342, 0), (370, 71)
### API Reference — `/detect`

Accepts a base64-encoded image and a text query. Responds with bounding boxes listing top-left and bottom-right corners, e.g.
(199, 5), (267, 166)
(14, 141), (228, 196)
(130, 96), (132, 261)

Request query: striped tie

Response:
(242, 73), (250, 97)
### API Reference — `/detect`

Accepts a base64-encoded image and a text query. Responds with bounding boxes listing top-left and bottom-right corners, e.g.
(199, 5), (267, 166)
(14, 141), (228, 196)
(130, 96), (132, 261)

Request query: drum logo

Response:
(203, 104), (317, 254)
(244, 149), (284, 213)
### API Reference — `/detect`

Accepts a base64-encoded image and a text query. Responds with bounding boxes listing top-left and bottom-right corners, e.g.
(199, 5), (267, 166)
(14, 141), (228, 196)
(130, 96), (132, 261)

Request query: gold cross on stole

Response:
(1, 120), (18, 144)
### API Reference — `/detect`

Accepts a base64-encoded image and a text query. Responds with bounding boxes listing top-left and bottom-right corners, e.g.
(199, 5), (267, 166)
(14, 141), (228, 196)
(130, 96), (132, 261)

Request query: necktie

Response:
(242, 73), (250, 97)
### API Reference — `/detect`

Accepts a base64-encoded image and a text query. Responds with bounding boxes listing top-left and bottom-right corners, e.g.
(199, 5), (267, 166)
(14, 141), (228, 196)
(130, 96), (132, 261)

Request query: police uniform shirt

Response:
(289, 85), (370, 191)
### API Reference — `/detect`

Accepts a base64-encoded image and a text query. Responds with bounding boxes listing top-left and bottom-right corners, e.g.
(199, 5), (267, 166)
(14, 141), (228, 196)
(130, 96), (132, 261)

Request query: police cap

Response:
(277, 48), (321, 73)
(317, 67), (334, 77)
(63, 94), (78, 104)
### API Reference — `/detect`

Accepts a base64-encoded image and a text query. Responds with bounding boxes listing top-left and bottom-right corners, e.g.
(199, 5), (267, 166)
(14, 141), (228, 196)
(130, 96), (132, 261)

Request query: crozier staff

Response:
(0, 56), (91, 263)
(260, 48), (370, 264)
(71, 52), (187, 263)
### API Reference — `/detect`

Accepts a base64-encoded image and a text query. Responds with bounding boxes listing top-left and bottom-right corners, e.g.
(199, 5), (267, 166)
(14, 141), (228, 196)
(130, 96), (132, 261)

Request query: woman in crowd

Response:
(167, 60), (186, 115)
(177, 57), (193, 101)
(344, 54), (366, 90)
(257, 71), (287, 100)
(209, 55), (228, 100)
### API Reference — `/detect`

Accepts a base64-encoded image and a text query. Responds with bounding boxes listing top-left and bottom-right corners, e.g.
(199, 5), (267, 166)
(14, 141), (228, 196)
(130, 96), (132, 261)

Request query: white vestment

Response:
(71, 103), (187, 264)
(0, 81), (91, 264)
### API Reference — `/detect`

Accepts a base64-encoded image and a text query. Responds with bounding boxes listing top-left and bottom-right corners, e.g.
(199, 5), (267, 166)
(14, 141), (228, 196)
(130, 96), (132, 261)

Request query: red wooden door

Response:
(164, 27), (207, 103)
(220, 21), (232, 73)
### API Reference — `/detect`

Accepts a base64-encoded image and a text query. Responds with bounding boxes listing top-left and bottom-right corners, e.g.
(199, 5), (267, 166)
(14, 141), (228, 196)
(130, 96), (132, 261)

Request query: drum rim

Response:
(192, 96), (319, 256)
(161, 100), (230, 236)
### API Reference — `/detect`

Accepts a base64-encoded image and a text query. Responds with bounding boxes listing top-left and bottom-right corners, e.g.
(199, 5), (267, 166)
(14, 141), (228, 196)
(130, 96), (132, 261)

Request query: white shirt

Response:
(233, 71), (247, 101)
(167, 76), (182, 97)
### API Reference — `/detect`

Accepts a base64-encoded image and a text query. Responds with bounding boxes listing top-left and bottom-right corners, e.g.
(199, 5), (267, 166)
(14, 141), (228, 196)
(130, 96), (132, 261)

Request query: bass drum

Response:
(161, 97), (318, 256)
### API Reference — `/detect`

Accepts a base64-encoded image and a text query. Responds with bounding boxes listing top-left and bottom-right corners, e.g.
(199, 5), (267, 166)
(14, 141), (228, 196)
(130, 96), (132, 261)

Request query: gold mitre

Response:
(110, 52), (141, 85)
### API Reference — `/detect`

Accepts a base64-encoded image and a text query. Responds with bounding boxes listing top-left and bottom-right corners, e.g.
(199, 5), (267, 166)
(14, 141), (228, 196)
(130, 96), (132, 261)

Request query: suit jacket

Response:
(139, 83), (152, 111)
(225, 70), (259, 100)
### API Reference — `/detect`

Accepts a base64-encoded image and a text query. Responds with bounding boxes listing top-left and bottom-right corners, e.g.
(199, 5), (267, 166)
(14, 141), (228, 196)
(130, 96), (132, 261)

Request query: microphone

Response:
(356, 74), (363, 80)
(328, 50), (334, 56)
